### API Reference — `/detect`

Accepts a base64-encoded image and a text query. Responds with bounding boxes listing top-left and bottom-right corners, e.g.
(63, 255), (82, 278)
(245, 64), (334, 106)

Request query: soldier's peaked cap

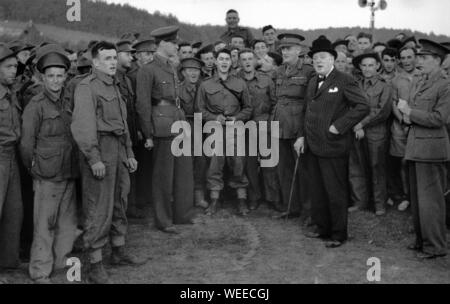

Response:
(150, 26), (179, 43)
(116, 40), (136, 53)
(417, 39), (450, 60)
(132, 39), (157, 52)
(180, 57), (203, 70)
(35, 44), (70, 73)
(277, 33), (305, 48)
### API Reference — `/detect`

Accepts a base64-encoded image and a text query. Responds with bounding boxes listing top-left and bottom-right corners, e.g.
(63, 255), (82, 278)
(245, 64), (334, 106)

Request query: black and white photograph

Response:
(0, 0), (450, 288)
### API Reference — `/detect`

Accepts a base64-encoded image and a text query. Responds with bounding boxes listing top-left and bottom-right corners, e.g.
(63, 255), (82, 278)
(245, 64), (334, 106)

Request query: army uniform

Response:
(196, 73), (252, 205)
(0, 47), (23, 269)
(349, 74), (392, 212)
(238, 70), (279, 207)
(136, 51), (195, 230)
(71, 68), (134, 264)
(272, 47), (315, 215)
(403, 41), (450, 256)
(220, 27), (254, 48)
(20, 47), (79, 282)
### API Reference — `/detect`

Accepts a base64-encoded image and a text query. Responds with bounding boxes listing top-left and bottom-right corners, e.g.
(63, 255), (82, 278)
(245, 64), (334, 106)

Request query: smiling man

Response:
(220, 9), (254, 48)
(20, 44), (78, 284)
(71, 41), (143, 284)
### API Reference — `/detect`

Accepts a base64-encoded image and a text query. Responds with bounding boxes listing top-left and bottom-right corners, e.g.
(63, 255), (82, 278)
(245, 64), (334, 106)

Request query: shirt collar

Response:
(93, 68), (115, 85)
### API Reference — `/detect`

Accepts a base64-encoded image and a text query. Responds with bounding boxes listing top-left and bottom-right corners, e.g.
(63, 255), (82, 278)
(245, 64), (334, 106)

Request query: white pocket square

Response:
(328, 87), (339, 93)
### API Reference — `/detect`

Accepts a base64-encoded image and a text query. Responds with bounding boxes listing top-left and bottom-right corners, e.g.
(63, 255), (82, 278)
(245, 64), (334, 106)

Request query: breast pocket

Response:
(159, 80), (175, 100)
(286, 77), (307, 98)
(98, 94), (120, 122)
(41, 109), (66, 137)
(205, 86), (223, 107)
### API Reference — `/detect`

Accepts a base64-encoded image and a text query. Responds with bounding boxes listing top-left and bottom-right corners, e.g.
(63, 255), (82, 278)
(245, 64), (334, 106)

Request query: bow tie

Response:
(318, 75), (326, 82)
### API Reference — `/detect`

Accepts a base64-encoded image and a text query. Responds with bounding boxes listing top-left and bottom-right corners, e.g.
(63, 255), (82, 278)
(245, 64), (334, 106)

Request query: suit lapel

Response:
(314, 68), (337, 98)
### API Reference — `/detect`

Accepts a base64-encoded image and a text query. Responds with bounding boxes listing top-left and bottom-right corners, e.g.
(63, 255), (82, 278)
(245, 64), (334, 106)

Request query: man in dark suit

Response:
(296, 36), (369, 248)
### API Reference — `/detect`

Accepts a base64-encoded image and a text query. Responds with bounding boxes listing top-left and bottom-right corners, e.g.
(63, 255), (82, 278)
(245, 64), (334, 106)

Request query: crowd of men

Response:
(1, 8), (450, 284)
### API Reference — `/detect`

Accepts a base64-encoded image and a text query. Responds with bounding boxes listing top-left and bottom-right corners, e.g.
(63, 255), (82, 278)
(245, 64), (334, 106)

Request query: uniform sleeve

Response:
(391, 82), (403, 122)
(136, 66), (154, 139)
(71, 82), (102, 166)
(19, 101), (40, 169)
(235, 83), (253, 121)
(360, 83), (393, 128)
(333, 77), (370, 134)
(196, 83), (218, 122)
(409, 82), (450, 128)
(120, 94), (135, 160)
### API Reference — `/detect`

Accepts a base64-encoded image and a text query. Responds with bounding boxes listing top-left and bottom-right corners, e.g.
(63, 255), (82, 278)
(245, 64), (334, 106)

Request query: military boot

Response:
(110, 246), (147, 266)
(194, 190), (209, 209)
(237, 199), (249, 216)
(88, 261), (110, 284)
(205, 198), (219, 215)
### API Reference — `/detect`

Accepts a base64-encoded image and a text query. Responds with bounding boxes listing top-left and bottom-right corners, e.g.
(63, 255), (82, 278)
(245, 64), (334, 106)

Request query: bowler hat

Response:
(308, 36), (337, 58)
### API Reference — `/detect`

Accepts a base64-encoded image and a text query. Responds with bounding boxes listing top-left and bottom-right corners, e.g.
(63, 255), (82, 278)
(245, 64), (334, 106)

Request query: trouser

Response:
(349, 135), (387, 209)
(29, 180), (77, 280)
(308, 152), (349, 242)
(135, 143), (152, 206)
(207, 142), (248, 200)
(18, 155), (34, 260)
(386, 155), (409, 202)
(409, 161), (447, 256)
(81, 135), (130, 264)
(275, 139), (308, 214)
(0, 147), (23, 269)
(245, 128), (279, 203)
(152, 138), (194, 229)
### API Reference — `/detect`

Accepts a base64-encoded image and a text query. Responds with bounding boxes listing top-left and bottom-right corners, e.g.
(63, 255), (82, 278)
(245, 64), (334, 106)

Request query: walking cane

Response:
(285, 153), (301, 222)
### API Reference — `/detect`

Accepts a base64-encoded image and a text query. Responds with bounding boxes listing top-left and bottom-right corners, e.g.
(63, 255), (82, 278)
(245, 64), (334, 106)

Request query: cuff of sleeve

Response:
(127, 147), (135, 159)
(333, 119), (353, 135)
(87, 151), (102, 167)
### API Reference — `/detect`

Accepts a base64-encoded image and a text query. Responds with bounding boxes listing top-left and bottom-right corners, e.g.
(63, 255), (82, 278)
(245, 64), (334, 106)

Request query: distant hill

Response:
(1, 0), (449, 50)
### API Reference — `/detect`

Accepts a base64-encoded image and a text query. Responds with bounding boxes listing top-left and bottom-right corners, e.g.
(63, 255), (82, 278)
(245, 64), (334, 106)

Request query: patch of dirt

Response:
(1, 202), (449, 284)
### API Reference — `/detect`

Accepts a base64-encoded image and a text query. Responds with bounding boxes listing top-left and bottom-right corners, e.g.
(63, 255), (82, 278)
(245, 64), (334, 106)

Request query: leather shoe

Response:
(161, 226), (180, 234)
(325, 240), (343, 248)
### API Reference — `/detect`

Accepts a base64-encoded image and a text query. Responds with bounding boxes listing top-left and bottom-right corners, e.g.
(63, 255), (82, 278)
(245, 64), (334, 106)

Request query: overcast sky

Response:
(104, 0), (449, 36)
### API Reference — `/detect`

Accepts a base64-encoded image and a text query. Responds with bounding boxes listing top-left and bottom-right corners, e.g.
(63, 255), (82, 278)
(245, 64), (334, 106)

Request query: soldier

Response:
(252, 40), (273, 73)
(65, 48), (78, 82)
(230, 34), (245, 50)
(387, 46), (422, 212)
(334, 51), (348, 73)
(332, 39), (349, 55)
(380, 48), (399, 83)
(0, 44), (23, 275)
(195, 44), (216, 80)
(20, 44), (78, 284)
(271, 33), (315, 219)
(238, 49), (278, 211)
(71, 41), (143, 284)
(128, 39), (157, 209)
(116, 40), (142, 219)
(348, 51), (393, 216)
(196, 48), (252, 216)
(178, 42), (194, 60)
(357, 32), (373, 53)
(220, 9), (254, 48)
(397, 39), (450, 259)
(136, 26), (196, 234)
(262, 25), (279, 53)
(344, 34), (359, 56)
(179, 57), (209, 209)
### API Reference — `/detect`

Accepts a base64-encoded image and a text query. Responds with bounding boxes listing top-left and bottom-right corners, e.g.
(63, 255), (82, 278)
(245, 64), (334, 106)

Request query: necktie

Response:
(317, 75), (326, 91)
